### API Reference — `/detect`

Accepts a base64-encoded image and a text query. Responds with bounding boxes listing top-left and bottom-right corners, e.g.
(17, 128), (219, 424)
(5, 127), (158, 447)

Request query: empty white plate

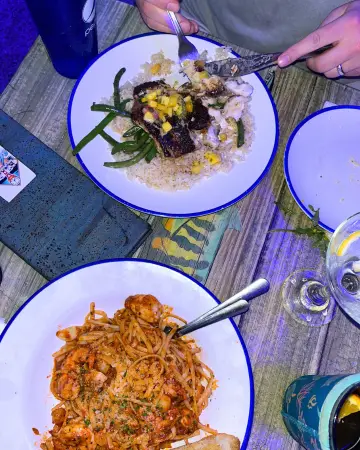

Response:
(68, 32), (279, 217)
(285, 106), (360, 232)
(0, 259), (254, 449)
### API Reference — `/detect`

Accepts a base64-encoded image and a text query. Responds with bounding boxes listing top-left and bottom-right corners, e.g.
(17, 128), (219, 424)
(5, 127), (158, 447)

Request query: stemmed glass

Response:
(282, 212), (360, 326)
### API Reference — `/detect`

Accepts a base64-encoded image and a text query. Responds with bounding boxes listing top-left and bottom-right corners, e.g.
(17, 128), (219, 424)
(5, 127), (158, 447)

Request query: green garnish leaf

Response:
(271, 201), (330, 256)
(208, 101), (226, 109)
(84, 418), (91, 427)
(122, 424), (135, 435)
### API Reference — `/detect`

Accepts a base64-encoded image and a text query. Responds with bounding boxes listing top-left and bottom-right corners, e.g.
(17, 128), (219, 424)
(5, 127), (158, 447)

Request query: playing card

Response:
(0, 144), (36, 202)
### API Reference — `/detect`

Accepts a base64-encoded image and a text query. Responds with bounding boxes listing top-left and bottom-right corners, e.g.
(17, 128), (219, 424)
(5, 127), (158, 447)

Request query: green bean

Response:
(123, 135), (151, 154)
(72, 113), (116, 156)
(111, 133), (150, 155)
(237, 118), (245, 147)
(91, 102), (131, 117)
(123, 126), (141, 138)
(134, 129), (146, 140)
(104, 142), (153, 168)
(123, 140), (151, 154)
(113, 68), (126, 109)
(118, 99), (132, 110)
(145, 144), (157, 163)
(99, 130), (119, 147)
(111, 141), (138, 154)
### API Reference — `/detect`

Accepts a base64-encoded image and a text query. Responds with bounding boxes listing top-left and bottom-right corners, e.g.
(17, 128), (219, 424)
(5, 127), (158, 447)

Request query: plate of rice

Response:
(68, 32), (279, 217)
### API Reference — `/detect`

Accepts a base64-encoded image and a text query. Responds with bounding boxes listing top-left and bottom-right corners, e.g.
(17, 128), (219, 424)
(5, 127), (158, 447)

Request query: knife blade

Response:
(204, 44), (333, 77)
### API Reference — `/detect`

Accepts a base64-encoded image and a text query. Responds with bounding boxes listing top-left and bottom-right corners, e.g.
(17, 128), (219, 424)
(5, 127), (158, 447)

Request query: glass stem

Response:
(308, 285), (329, 306)
(300, 281), (330, 311)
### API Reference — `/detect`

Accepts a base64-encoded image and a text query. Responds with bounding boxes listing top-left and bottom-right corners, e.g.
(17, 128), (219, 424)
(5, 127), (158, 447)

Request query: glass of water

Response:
(282, 212), (360, 327)
(327, 212), (360, 323)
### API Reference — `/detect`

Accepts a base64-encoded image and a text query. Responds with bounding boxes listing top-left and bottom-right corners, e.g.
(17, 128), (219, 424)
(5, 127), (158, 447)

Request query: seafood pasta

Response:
(41, 295), (216, 450)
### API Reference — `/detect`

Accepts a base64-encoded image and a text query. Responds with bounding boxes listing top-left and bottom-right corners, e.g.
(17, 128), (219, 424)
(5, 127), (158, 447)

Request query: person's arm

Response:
(136, 0), (198, 34)
(278, 1), (360, 78)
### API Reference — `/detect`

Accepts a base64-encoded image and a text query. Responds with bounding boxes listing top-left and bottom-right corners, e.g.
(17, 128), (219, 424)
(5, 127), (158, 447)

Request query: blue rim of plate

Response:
(0, 258), (254, 450)
(68, 31), (279, 218)
(284, 105), (360, 233)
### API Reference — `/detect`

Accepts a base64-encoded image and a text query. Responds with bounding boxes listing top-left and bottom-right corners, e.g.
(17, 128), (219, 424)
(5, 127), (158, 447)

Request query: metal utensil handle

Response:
(167, 11), (184, 37)
(189, 278), (269, 326)
(265, 44), (333, 65)
(300, 44), (333, 61)
(246, 44), (333, 73)
(177, 299), (249, 337)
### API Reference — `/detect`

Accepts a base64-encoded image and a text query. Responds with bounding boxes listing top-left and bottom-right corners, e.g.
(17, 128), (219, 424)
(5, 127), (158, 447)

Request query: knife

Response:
(204, 44), (333, 77)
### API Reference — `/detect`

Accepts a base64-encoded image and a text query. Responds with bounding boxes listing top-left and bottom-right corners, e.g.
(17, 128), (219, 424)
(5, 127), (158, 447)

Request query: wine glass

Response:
(282, 212), (360, 327)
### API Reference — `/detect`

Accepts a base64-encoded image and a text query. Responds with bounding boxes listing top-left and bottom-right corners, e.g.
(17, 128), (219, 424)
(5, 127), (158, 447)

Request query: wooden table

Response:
(1, 2), (360, 449)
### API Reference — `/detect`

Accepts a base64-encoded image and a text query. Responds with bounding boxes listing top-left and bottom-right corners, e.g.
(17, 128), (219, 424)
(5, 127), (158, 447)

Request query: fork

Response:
(167, 11), (200, 64)
(163, 278), (270, 337)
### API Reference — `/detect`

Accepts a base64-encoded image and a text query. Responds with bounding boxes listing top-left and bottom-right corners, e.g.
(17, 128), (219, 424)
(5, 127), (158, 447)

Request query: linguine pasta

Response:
(41, 295), (216, 450)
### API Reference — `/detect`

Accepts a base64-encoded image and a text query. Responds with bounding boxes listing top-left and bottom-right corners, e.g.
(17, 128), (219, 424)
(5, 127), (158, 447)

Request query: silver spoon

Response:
(164, 278), (270, 337)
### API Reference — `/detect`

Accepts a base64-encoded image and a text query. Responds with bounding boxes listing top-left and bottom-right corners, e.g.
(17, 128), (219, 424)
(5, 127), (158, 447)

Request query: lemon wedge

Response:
(338, 394), (360, 421)
(337, 231), (360, 257)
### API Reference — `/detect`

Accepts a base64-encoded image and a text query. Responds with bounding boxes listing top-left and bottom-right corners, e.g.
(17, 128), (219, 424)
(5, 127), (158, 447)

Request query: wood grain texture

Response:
(1, 2), (360, 449)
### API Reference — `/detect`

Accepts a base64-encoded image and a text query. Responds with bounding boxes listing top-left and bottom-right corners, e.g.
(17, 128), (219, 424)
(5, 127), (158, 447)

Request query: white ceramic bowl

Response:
(285, 105), (360, 232)
(68, 32), (279, 217)
(0, 259), (254, 449)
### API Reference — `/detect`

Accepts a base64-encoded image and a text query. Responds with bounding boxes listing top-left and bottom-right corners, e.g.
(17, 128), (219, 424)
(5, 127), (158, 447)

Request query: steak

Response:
(131, 81), (210, 158)
(188, 99), (211, 131)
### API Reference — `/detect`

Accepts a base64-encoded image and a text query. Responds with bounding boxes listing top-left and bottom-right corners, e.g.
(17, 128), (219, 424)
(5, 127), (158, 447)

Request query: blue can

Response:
(282, 374), (360, 449)
(25, 0), (98, 79)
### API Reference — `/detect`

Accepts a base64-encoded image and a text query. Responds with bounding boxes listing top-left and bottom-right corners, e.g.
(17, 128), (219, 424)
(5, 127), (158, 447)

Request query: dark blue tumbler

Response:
(25, 0), (98, 79)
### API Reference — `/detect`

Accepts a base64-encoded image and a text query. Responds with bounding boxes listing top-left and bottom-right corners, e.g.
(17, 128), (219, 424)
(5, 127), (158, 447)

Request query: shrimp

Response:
(125, 294), (163, 324)
(56, 326), (82, 342)
(62, 347), (91, 371)
(51, 407), (66, 427)
(84, 370), (107, 391)
(55, 372), (81, 400)
(57, 423), (94, 448)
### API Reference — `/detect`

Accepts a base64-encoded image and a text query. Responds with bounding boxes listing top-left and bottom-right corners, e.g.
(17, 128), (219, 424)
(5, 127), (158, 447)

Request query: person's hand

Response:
(278, 1), (360, 78)
(136, 0), (199, 34)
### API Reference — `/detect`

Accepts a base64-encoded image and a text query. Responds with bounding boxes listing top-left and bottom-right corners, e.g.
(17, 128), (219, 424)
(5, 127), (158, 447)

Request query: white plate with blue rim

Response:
(0, 259), (254, 449)
(68, 32), (279, 218)
(285, 105), (360, 233)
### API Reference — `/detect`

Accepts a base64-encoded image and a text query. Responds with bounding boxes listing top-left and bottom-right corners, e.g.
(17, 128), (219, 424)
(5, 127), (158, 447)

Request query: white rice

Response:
(107, 50), (255, 191)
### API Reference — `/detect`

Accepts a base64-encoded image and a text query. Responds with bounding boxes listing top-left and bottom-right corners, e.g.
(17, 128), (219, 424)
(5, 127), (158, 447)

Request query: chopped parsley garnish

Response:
(122, 424), (135, 435)
(120, 400), (128, 409)
(208, 101), (226, 109)
(84, 418), (91, 427)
